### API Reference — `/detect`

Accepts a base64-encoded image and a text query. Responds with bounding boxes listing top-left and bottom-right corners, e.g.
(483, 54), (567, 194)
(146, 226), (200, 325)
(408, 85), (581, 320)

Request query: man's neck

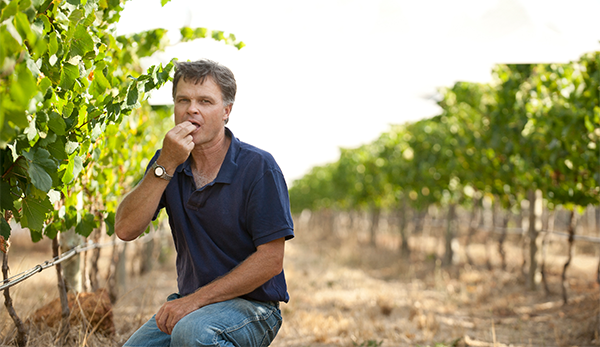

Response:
(190, 129), (231, 178)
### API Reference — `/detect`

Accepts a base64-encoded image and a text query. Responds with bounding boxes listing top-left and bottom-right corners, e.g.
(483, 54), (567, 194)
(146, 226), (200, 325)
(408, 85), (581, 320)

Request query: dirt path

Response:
(1, 229), (598, 347)
(273, 234), (600, 347)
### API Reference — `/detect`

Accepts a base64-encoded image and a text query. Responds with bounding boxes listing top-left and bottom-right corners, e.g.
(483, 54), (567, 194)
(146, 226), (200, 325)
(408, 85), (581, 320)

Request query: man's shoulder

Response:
(237, 140), (279, 169)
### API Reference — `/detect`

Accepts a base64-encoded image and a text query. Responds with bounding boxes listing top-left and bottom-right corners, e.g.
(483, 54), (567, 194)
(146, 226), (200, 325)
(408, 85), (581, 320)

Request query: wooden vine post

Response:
(526, 189), (543, 291)
(1, 243), (27, 347)
(52, 238), (70, 346)
(561, 210), (578, 304)
(540, 210), (555, 296)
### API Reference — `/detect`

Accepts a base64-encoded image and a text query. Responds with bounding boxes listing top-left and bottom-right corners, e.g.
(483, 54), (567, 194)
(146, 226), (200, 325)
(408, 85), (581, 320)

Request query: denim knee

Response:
(170, 319), (220, 346)
(169, 299), (282, 347)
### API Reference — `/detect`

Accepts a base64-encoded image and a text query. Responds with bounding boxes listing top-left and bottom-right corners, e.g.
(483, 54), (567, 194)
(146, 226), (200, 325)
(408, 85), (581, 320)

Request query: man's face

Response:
(173, 77), (231, 147)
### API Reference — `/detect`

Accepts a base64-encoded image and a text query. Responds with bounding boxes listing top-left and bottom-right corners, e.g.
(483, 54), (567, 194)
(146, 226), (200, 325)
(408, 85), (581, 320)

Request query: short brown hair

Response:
(172, 59), (237, 106)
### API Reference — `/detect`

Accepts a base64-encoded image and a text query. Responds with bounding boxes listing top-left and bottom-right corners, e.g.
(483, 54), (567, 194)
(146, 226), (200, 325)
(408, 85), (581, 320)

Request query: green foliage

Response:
(0, 0), (244, 244)
(289, 51), (600, 215)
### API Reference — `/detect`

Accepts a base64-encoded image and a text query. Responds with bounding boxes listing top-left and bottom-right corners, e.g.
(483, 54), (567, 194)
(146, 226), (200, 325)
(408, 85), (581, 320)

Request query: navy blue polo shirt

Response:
(147, 128), (294, 303)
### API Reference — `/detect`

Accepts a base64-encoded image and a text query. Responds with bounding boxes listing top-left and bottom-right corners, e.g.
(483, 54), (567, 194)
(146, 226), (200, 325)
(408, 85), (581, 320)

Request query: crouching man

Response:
(115, 59), (294, 347)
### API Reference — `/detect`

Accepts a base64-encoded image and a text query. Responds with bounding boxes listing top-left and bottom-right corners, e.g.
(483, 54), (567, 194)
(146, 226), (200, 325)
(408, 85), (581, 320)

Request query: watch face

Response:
(154, 166), (164, 177)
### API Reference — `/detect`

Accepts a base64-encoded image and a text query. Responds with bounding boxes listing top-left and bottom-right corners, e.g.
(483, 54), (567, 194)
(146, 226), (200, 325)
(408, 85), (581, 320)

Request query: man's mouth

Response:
(188, 120), (201, 132)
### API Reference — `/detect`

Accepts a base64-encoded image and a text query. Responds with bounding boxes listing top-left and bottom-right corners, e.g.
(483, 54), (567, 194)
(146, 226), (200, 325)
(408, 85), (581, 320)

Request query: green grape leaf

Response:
(48, 31), (58, 57)
(46, 135), (68, 160)
(59, 63), (80, 90)
(14, 12), (36, 45)
(68, 8), (85, 25)
(70, 25), (94, 58)
(0, 181), (15, 211)
(37, 131), (56, 147)
(24, 148), (57, 192)
(64, 206), (78, 230)
(39, 14), (51, 33)
(90, 68), (110, 94)
(29, 229), (43, 242)
(21, 194), (52, 232)
(39, 77), (52, 95)
(91, 123), (103, 142)
(0, 216), (10, 240)
(44, 222), (58, 239)
(0, 0), (18, 22)
(48, 111), (66, 135)
(104, 211), (115, 236)
(75, 212), (96, 237)
(10, 63), (38, 109)
(61, 154), (83, 184)
(124, 83), (140, 109)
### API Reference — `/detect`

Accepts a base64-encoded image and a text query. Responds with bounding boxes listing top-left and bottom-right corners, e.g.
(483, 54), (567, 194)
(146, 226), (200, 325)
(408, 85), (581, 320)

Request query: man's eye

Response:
(201, 99), (211, 104)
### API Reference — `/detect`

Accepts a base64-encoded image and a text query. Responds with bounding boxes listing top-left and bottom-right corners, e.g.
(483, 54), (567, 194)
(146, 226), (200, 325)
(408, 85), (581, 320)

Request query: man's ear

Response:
(223, 104), (233, 122)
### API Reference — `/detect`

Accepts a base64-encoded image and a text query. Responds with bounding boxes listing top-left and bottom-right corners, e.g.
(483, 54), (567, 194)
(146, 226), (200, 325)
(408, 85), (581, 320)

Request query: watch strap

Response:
(151, 161), (173, 181)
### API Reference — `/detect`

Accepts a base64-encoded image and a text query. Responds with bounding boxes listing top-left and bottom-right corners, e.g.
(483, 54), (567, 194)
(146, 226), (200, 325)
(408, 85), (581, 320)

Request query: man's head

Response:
(172, 60), (237, 122)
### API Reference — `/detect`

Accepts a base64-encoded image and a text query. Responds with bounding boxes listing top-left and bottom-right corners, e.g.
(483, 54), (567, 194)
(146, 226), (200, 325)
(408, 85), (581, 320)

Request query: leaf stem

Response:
(1, 157), (25, 180)
(77, 112), (107, 130)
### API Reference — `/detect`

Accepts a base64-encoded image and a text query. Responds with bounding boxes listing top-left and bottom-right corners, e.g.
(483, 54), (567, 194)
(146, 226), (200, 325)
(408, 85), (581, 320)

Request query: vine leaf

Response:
(104, 211), (115, 236)
(59, 63), (80, 90)
(75, 212), (96, 237)
(21, 195), (52, 232)
(23, 148), (57, 193)
(70, 25), (94, 58)
(48, 111), (67, 135)
(10, 63), (37, 112)
(0, 216), (10, 240)
(62, 154), (83, 184)
(0, 181), (15, 211)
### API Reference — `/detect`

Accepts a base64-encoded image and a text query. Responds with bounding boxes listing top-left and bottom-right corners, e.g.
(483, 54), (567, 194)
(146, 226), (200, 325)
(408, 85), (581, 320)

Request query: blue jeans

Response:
(123, 294), (283, 347)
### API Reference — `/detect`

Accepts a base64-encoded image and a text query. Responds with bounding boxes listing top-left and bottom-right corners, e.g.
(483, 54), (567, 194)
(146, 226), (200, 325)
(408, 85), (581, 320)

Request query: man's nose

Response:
(188, 100), (201, 114)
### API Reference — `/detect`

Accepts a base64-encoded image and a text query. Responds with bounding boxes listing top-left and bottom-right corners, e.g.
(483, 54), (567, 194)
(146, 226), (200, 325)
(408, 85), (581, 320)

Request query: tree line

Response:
(289, 51), (600, 297)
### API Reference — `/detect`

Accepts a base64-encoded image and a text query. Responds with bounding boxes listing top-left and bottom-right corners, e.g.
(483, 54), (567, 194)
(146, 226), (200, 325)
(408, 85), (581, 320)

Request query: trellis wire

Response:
(0, 239), (118, 292)
(0, 223), (163, 293)
(1, 218), (597, 292)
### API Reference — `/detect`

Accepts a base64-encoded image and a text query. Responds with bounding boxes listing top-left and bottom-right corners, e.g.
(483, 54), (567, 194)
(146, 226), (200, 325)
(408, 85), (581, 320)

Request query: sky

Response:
(116, 0), (600, 184)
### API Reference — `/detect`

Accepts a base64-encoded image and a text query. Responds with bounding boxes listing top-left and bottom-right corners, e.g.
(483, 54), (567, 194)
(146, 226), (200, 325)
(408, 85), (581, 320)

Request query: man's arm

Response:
(114, 172), (170, 241)
(155, 237), (286, 335)
(115, 121), (197, 241)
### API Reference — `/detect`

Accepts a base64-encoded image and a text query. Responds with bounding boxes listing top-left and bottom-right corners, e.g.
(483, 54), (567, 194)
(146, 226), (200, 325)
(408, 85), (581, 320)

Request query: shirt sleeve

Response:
(246, 168), (295, 247)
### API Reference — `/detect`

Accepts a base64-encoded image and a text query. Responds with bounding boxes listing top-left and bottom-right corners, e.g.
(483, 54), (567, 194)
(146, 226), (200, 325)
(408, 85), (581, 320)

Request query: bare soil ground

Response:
(0, 223), (599, 347)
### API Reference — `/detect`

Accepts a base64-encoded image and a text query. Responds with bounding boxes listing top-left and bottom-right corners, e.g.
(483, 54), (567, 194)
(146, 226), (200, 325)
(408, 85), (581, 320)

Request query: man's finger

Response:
(167, 316), (174, 335)
(174, 121), (198, 135)
(156, 307), (168, 334)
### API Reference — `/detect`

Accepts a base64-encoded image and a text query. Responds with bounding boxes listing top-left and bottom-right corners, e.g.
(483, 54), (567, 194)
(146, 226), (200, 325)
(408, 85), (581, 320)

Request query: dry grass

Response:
(0, 221), (599, 347)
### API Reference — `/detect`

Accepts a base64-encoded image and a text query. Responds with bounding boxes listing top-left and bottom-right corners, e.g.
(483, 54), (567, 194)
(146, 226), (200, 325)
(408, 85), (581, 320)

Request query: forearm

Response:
(115, 173), (169, 241)
(154, 236), (286, 335)
(116, 121), (197, 241)
(194, 240), (284, 306)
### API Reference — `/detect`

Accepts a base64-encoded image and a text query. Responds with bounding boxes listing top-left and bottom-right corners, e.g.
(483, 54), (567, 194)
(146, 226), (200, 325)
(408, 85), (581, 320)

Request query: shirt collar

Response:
(176, 127), (239, 184)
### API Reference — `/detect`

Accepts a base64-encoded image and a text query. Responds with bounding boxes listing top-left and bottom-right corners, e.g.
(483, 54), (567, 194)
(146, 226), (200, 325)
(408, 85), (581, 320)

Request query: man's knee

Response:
(169, 300), (282, 347)
(170, 317), (220, 346)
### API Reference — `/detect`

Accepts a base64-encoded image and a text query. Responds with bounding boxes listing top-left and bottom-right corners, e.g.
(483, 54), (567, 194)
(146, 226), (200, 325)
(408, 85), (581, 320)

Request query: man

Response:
(115, 59), (294, 347)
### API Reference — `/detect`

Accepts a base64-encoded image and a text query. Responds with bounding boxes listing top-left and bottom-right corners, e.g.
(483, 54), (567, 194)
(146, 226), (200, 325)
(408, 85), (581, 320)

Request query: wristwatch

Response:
(151, 162), (172, 181)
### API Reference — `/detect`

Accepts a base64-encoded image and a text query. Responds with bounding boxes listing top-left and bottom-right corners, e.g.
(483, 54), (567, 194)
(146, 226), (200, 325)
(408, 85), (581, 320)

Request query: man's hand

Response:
(155, 295), (201, 335)
(158, 121), (197, 171)
(154, 238), (285, 334)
